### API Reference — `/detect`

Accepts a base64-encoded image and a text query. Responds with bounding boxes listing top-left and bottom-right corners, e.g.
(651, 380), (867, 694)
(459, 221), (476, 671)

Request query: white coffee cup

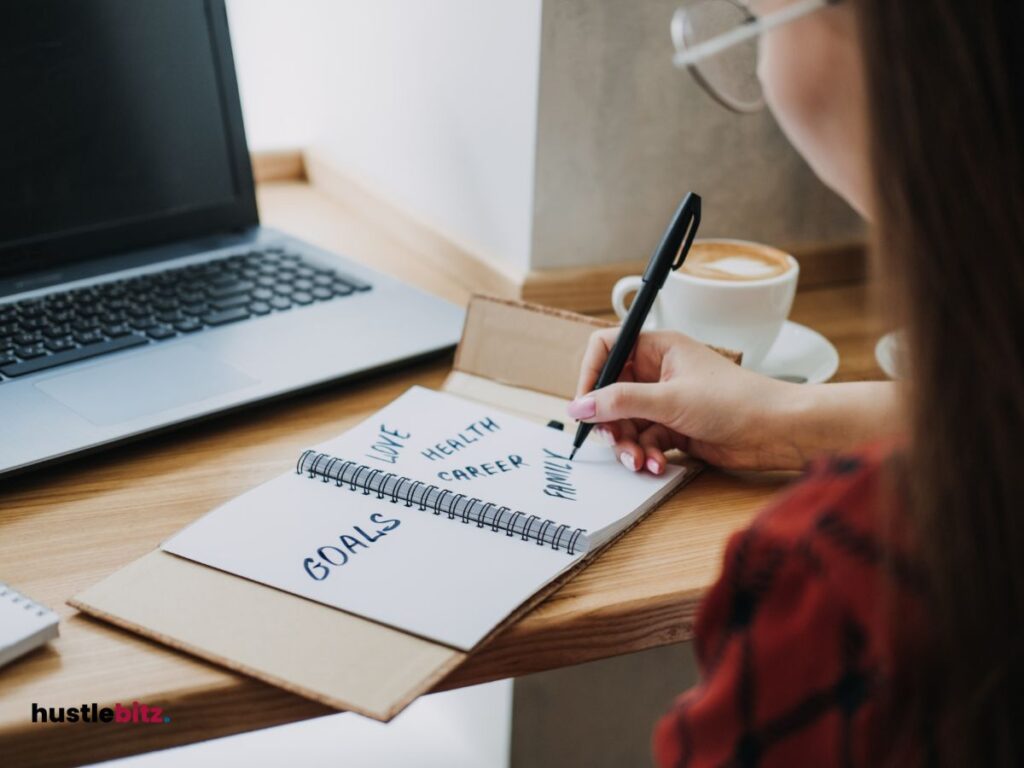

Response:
(611, 239), (799, 369)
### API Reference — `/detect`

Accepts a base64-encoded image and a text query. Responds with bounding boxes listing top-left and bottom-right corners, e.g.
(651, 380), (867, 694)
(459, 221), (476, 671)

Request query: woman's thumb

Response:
(567, 382), (671, 424)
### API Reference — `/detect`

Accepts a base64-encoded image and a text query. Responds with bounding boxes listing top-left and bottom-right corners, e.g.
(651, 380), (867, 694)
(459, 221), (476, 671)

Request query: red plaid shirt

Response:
(654, 442), (925, 767)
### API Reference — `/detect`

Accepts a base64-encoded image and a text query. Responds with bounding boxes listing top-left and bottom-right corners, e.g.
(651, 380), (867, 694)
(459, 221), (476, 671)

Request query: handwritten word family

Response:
(542, 448), (577, 501)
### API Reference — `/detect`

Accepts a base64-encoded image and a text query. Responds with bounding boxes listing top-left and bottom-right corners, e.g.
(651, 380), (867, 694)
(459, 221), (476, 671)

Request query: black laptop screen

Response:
(0, 0), (257, 277)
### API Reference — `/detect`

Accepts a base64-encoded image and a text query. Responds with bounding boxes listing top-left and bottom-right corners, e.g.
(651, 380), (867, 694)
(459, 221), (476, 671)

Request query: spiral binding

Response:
(296, 449), (588, 556)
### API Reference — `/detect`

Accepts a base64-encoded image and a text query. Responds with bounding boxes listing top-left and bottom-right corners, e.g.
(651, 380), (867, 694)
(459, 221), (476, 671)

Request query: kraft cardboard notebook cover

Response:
(71, 296), (726, 721)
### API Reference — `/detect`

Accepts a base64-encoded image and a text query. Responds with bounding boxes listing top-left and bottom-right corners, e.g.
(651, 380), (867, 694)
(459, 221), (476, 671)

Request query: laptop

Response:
(0, 0), (464, 477)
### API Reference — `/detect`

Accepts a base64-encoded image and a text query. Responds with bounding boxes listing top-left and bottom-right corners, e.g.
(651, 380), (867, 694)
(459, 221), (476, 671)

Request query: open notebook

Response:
(71, 297), (727, 718)
(163, 386), (691, 651)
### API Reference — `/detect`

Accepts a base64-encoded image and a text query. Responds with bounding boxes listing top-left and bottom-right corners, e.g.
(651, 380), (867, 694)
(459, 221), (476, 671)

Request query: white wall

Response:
(226, 1), (327, 152)
(227, 0), (542, 273)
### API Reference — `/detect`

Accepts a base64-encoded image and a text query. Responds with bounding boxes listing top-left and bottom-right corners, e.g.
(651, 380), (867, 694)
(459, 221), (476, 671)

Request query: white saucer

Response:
(874, 330), (905, 380)
(754, 320), (839, 384)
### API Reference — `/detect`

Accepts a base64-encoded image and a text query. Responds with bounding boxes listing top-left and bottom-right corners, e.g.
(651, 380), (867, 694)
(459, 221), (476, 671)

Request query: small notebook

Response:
(0, 583), (59, 669)
(162, 385), (693, 651)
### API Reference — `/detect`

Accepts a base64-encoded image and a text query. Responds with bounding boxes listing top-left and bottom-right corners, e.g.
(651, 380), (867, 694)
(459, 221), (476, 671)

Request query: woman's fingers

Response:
(606, 420), (645, 472)
(598, 421), (687, 475)
(637, 424), (683, 475)
(594, 421), (622, 443)
(575, 328), (622, 398)
(568, 381), (675, 426)
(582, 418), (653, 473)
(576, 329), (684, 397)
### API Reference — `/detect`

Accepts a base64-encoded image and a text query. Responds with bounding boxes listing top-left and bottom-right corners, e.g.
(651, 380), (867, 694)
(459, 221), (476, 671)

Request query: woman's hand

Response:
(568, 329), (901, 474)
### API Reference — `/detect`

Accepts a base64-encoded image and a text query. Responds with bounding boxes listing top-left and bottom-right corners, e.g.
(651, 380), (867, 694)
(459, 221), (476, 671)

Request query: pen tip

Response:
(569, 448), (577, 461)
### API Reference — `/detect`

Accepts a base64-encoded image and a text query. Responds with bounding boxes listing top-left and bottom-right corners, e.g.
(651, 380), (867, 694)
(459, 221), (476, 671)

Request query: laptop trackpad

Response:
(35, 344), (256, 426)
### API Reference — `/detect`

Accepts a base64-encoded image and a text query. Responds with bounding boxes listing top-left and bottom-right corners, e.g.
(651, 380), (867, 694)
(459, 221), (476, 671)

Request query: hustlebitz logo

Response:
(32, 702), (171, 724)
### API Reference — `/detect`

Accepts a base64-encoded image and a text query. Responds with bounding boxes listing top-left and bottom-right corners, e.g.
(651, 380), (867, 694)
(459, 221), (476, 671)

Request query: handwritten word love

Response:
(365, 424), (411, 466)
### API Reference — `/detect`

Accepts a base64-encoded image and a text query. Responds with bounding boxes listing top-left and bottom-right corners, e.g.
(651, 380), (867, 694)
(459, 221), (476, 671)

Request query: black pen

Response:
(569, 192), (702, 460)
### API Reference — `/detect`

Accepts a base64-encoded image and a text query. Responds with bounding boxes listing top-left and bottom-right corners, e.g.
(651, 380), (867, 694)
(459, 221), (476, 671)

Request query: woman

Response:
(569, 0), (1024, 764)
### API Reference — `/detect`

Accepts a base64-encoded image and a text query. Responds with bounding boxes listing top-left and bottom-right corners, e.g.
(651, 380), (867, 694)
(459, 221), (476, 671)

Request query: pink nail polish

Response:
(646, 457), (661, 475)
(620, 452), (638, 472)
(567, 396), (596, 420)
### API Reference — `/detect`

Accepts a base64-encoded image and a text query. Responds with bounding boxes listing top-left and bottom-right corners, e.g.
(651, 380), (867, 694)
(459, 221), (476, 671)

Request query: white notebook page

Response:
(163, 387), (686, 650)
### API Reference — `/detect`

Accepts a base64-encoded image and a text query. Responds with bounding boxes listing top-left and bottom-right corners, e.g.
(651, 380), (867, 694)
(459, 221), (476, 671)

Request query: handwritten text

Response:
(303, 511), (402, 581)
(420, 417), (501, 461)
(365, 424), (411, 466)
(437, 454), (526, 482)
(541, 448), (577, 501)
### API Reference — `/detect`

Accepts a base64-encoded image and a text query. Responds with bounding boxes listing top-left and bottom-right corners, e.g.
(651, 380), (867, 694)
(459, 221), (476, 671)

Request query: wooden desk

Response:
(0, 176), (887, 767)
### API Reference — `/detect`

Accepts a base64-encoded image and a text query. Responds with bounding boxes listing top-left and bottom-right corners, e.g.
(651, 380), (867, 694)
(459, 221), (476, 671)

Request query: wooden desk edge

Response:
(1, 554), (705, 768)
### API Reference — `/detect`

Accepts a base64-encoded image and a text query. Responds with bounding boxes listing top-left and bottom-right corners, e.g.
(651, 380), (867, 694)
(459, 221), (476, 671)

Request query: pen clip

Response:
(671, 194), (701, 270)
(642, 193), (702, 286)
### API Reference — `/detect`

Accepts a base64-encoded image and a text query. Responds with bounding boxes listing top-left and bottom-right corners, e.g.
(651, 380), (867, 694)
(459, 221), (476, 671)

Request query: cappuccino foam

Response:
(681, 243), (792, 282)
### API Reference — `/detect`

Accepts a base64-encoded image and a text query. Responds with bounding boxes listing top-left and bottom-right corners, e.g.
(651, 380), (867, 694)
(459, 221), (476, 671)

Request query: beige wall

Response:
(529, 0), (864, 270)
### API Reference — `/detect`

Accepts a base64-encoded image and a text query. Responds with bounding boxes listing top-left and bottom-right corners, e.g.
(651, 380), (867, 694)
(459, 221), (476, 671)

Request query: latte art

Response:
(680, 243), (793, 282)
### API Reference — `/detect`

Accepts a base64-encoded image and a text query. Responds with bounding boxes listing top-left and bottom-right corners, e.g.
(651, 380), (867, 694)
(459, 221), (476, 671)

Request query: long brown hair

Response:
(857, 0), (1024, 763)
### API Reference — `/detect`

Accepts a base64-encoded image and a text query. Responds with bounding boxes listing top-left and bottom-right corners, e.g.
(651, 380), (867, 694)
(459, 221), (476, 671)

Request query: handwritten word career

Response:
(303, 511), (401, 581)
(365, 424), (411, 465)
(420, 417), (501, 461)
(437, 454), (526, 482)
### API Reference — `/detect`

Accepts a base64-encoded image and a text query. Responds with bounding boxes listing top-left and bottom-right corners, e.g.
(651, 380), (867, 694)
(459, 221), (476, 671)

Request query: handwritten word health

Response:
(420, 417), (501, 461)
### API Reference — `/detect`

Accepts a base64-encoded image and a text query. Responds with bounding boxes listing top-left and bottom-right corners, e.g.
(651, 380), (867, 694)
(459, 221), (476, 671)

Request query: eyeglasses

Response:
(671, 0), (836, 113)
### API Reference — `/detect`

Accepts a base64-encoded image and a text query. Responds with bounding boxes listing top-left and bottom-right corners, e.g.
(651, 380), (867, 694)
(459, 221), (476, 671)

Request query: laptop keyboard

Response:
(0, 247), (371, 381)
